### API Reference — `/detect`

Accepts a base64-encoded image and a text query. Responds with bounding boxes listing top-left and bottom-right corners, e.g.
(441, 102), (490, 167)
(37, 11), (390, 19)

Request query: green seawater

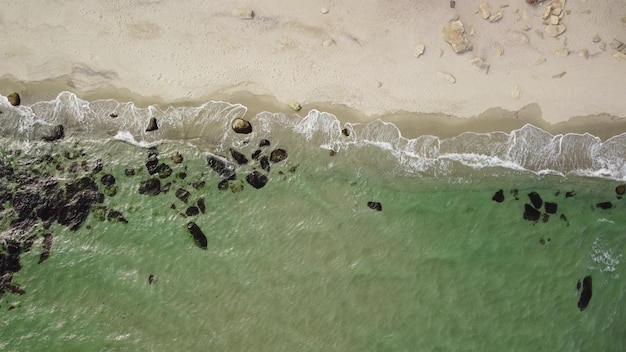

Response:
(1, 138), (625, 352)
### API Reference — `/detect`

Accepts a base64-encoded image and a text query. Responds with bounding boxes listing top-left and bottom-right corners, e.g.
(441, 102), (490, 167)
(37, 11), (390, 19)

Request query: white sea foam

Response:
(3, 92), (626, 180)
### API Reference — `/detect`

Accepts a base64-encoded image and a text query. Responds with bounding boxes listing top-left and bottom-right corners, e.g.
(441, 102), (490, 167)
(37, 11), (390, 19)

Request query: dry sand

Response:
(1, 0), (626, 138)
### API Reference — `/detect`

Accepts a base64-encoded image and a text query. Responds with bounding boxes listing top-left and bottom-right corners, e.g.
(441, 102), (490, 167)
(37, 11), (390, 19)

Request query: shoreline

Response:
(2, 75), (626, 141)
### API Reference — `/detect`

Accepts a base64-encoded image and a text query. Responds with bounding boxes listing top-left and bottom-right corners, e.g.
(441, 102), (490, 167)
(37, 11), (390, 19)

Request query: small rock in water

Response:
(157, 163), (173, 178)
(138, 178), (161, 196)
(100, 174), (116, 187)
(146, 154), (159, 175)
(544, 202), (557, 214)
(596, 202), (613, 210)
(146, 117), (159, 132)
(559, 213), (569, 226)
(175, 188), (191, 203)
(251, 150), (262, 160)
(38, 233), (53, 264)
(565, 191), (576, 198)
(616, 184), (625, 196)
(259, 155), (270, 172)
(171, 152), (184, 164)
(270, 148), (288, 163)
(259, 139), (271, 147)
(148, 275), (156, 285)
(230, 148), (249, 165)
(8, 92), (21, 106)
(367, 201), (382, 211)
(107, 210), (128, 223)
(231, 118), (252, 134)
(577, 276), (592, 311)
(492, 190), (505, 203)
(186, 206), (200, 217)
(246, 171), (268, 189)
(523, 204), (541, 222)
(125, 168), (136, 176)
(186, 222), (208, 249)
(42, 125), (65, 142)
(341, 128), (350, 137)
(192, 181), (205, 189)
(197, 198), (206, 214)
(528, 192), (543, 209)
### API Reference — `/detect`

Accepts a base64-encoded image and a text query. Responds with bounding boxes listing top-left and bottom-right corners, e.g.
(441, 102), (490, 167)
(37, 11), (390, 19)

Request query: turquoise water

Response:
(1, 93), (625, 351)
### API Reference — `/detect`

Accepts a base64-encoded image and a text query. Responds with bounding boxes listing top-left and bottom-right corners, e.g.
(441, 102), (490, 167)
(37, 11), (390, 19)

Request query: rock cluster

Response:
(543, 0), (567, 37)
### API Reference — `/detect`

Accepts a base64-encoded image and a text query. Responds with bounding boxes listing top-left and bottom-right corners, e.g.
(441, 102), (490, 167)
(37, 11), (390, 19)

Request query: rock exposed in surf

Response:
(528, 192), (543, 209)
(492, 190), (504, 203)
(232, 118), (252, 134)
(42, 125), (65, 142)
(341, 128), (350, 137)
(207, 155), (236, 180)
(596, 202), (613, 210)
(367, 201), (383, 211)
(38, 233), (53, 264)
(175, 188), (191, 203)
(8, 92), (21, 106)
(146, 117), (159, 132)
(139, 178), (161, 196)
(544, 202), (558, 214)
(186, 222), (208, 249)
(259, 139), (270, 147)
(523, 204), (541, 222)
(270, 149), (288, 163)
(577, 276), (592, 311)
(246, 171), (268, 189)
(230, 148), (249, 165)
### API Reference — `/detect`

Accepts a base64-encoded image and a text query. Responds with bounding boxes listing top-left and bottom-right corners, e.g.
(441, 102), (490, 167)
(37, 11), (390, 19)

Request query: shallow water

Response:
(0, 94), (625, 351)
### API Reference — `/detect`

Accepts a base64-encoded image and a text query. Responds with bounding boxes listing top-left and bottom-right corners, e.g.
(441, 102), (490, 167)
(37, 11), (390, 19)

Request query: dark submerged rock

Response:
(528, 192), (543, 209)
(246, 171), (268, 189)
(107, 209), (128, 223)
(559, 213), (569, 226)
(103, 185), (118, 197)
(231, 118), (252, 134)
(217, 179), (229, 191)
(492, 190), (504, 203)
(100, 174), (116, 187)
(596, 202), (613, 210)
(145, 154), (159, 175)
(511, 189), (519, 200)
(523, 204), (541, 222)
(148, 275), (156, 285)
(230, 148), (248, 165)
(58, 177), (103, 231)
(197, 198), (206, 214)
(157, 163), (172, 178)
(125, 168), (136, 176)
(367, 201), (383, 211)
(186, 222), (208, 249)
(577, 276), (592, 311)
(92, 159), (103, 175)
(207, 155), (236, 180)
(192, 181), (205, 189)
(42, 124), (65, 142)
(38, 233), (53, 264)
(616, 184), (625, 196)
(251, 149), (262, 160)
(146, 117), (159, 132)
(186, 206), (200, 216)
(259, 139), (270, 147)
(259, 155), (270, 172)
(544, 202), (558, 214)
(176, 171), (187, 179)
(138, 178), (161, 196)
(565, 191), (576, 198)
(175, 188), (191, 203)
(270, 149), (288, 163)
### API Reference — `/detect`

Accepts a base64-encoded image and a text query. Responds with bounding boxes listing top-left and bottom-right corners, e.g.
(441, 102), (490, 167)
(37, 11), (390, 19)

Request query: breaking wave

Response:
(1, 92), (625, 180)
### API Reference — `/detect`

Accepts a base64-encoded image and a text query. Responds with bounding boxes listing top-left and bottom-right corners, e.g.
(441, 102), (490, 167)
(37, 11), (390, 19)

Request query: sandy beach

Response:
(1, 0), (626, 138)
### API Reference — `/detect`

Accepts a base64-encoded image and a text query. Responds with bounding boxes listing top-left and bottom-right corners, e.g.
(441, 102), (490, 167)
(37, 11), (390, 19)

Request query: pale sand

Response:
(1, 0), (626, 138)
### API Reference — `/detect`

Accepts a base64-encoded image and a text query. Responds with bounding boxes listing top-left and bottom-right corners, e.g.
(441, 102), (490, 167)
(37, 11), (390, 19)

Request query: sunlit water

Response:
(0, 93), (624, 351)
